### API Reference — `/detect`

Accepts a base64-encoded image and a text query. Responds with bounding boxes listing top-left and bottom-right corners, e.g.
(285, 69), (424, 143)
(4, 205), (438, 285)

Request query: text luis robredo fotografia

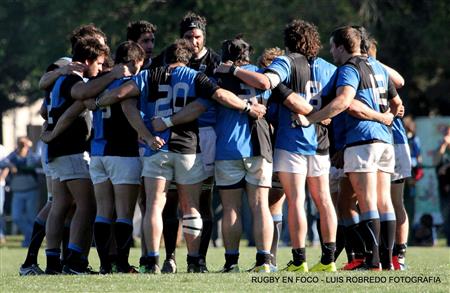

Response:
(251, 275), (442, 284)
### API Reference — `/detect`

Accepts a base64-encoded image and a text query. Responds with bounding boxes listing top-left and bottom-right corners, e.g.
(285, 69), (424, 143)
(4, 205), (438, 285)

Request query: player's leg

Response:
(45, 178), (73, 274)
(20, 173), (53, 275)
(244, 156), (273, 272)
(219, 187), (243, 272)
(64, 178), (96, 273)
(307, 174), (337, 271)
(391, 143), (411, 270)
(141, 176), (169, 273)
(90, 157), (114, 273)
(377, 143), (396, 270)
(114, 183), (139, 272)
(338, 177), (365, 270)
(268, 180), (285, 269)
(279, 171), (308, 271)
(105, 156), (141, 273)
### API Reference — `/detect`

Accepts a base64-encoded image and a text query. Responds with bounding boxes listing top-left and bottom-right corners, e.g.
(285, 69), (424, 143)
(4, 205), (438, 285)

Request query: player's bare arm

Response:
(38, 62), (86, 90)
(40, 100), (86, 143)
(96, 80), (140, 107)
(71, 64), (131, 100)
(121, 98), (164, 150)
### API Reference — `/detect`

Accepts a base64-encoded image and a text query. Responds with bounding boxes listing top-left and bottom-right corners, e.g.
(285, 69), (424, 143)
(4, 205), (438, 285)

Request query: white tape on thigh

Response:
(182, 214), (203, 236)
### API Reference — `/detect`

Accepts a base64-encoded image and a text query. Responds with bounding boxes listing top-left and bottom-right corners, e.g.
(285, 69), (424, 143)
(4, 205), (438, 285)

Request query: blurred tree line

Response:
(1, 0), (449, 121)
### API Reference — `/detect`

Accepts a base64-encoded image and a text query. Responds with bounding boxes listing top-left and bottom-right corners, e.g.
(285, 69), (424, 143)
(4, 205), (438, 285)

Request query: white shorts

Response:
(141, 151), (207, 185)
(215, 157), (272, 188)
(329, 166), (345, 194)
(90, 156), (142, 185)
(48, 153), (90, 181)
(274, 149), (307, 175)
(344, 142), (395, 174)
(273, 149), (330, 177)
(199, 126), (216, 178)
(307, 154), (331, 177)
(392, 143), (412, 181)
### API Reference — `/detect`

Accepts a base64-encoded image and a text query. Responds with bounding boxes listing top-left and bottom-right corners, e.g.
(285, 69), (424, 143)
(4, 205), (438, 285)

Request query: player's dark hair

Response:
(221, 34), (253, 65)
(352, 25), (371, 54)
(164, 39), (195, 64)
(70, 24), (107, 50)
(72, 37), (110, 63)
(127, 20), (157, 42)
(284, 19), (321, 59)
(114, 41), (146, 64)
(179, 12), (207, 37)
(331, 26), (361, 54)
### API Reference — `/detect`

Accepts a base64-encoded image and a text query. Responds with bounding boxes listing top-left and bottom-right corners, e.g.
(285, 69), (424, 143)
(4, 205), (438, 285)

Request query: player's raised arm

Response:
(96, 79), (141, 107)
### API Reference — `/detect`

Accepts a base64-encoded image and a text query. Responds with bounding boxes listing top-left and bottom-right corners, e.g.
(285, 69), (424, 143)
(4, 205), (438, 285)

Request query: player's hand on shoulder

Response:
(214, 61), (233, 74)
(61, 62), (86, 76)
(111, 64), (132, 79)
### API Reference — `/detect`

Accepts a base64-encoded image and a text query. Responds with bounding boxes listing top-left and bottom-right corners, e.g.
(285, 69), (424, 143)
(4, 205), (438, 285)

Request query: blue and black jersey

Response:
(132, 66), (219, 156)
(264, 54), (336, 155)
(91, 77), (139, 157)
(152, 48), (220, 127)
(367, 57), (407, 145)
(338, 56), (393, 146)
(214, 64), (271, 161)
(47, 74), (89, 159)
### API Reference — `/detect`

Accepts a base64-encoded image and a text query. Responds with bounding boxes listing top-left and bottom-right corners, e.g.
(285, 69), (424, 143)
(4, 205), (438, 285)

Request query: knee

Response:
(182, 214), (202, 237)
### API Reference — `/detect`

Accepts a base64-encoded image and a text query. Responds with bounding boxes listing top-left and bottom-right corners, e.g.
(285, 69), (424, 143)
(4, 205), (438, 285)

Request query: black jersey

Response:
(47, 74), (89, 159)
(91, 77), (139, 157)
(133, 66), (219, 155)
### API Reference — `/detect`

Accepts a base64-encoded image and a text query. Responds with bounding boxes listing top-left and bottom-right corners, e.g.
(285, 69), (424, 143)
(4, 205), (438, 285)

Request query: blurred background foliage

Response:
(1, 0), (449, 117)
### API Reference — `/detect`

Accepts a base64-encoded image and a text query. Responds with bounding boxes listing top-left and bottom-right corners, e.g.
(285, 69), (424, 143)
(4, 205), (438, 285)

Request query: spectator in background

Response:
(0, 144), (9, 244)
(403, 116), (422, 241)
(0, 137), (40, 247)
(433, 125), (450, 246)
(413, 214), (436, 246)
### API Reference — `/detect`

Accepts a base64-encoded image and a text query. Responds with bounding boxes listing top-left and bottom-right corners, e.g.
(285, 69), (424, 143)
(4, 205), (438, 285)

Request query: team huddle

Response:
(18, 12), (411, 275)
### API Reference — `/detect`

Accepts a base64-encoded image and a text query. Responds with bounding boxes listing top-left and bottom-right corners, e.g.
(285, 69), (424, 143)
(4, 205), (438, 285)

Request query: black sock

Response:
(115, 221), (133, 268)
(61, 224), (71, 264)
(163, 218), (179, 260)
(380, 220), (396, 269)
(256, 252), (271, 266)
(23, 220), (46, 267)
(353, 223), (367, 259)
(199, 218), (212, 262)
(224, 253), (239, 267)
(320, 242), (336, 265)
(94, 222), (112, 269)
(394, 243), (407, 258)
(271, 217), (283, 266)
(292, 248), (306, 266)
(360, 219), (380, 268)
(187, 254), (200, 266)
(334, 224), (346, 262)
(66, 248), (84, 270)
(45, 248), (61, 271)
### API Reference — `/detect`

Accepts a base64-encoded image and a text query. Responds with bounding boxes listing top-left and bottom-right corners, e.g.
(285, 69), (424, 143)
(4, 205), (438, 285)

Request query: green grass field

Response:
(1, 237), (449, 293)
